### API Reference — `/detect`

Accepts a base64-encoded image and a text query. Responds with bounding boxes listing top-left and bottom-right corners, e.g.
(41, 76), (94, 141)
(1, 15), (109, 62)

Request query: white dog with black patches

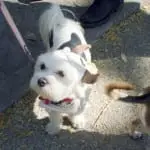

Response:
(30, 4), (99, 135)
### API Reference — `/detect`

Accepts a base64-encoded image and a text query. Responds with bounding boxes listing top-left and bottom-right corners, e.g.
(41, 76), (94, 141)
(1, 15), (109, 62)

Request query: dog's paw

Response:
(71, 115), (85, 129)
(46, 123), (61, 135)
(130, 131), (144, 140)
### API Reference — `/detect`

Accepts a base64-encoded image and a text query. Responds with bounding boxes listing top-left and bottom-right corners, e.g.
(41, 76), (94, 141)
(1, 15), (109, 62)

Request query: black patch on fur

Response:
(49, 30), (54, 48)
(58, 33), (81, 50)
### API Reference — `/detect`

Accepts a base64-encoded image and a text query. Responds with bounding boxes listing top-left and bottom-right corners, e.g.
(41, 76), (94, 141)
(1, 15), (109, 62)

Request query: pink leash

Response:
(0, 0), (34, 62)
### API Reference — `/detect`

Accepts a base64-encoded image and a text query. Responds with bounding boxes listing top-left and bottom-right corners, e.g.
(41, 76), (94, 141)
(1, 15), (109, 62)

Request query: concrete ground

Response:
(0, 1), (150, 150)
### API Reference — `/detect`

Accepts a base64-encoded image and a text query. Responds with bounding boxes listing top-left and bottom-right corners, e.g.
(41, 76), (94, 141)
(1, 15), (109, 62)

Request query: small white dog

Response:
(30, 5), (99, 135)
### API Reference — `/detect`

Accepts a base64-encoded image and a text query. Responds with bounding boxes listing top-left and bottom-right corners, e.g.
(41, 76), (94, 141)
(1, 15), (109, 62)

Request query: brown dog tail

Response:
(105, 82), (135, 96)
(106, 82), (150, 104)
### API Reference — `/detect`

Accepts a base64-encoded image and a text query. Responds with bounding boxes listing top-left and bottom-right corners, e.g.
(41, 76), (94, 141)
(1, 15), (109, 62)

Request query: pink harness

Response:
(0, 0), (34, 62)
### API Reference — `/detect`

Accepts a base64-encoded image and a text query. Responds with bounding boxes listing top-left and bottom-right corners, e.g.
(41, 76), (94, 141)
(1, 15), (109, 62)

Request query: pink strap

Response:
(0, 0), (34, 62)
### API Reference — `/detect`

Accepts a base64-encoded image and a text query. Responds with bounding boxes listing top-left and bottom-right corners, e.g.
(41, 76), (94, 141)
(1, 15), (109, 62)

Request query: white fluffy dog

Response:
(30, 5), (99, 135)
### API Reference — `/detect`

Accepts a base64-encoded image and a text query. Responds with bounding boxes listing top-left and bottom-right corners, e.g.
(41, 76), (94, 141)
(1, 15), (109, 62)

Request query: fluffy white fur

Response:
(39, 4), (91, 62)
(30, 5), (98, 135)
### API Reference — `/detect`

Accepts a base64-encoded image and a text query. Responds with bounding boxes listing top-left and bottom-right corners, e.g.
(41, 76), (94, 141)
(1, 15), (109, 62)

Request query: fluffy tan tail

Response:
(105, 82), (135, 96)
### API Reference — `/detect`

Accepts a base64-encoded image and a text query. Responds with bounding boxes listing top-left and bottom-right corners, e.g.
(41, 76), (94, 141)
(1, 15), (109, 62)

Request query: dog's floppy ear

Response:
(82, 62), (99, 84)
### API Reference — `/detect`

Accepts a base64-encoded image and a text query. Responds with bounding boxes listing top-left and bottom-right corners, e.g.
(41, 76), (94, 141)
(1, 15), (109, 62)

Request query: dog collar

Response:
(39, 96), (73, 105)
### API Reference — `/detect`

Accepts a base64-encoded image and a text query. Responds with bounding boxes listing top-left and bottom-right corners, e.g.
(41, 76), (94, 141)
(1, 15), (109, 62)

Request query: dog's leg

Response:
(142, 104), (150, 131)
(69, 98), (89, 129)
(140, 104), (150, 137)
(129, 119), (143, 140)
(69, 113), (86, 129)
(46, 111), (62, 135)
(69, 96), (90, 129)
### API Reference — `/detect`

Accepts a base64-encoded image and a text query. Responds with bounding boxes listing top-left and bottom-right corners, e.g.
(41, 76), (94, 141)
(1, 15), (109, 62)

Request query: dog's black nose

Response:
(37, 77), (48, 87)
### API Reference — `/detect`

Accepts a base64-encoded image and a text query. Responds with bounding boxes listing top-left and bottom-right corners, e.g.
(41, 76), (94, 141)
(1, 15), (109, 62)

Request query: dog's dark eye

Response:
(40, 63), (46, 70)
(56, 70), (64, 77)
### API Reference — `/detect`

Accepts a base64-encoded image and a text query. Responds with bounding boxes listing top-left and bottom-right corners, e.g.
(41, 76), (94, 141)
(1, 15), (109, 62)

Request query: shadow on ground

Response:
(0, 131), (147, 150)
(92, 10), (150, 89)
(92, 11), (150, 59)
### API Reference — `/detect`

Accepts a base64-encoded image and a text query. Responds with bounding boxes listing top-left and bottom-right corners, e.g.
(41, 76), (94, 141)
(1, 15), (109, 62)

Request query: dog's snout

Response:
(37, 77), (48, 87)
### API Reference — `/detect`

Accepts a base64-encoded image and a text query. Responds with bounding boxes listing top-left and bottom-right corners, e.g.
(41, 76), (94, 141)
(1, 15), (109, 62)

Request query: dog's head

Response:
(30, 48), (99, 102)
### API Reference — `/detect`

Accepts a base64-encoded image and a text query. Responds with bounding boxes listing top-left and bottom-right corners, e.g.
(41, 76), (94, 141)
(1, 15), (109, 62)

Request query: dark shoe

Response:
(80, 0), (124, 28)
